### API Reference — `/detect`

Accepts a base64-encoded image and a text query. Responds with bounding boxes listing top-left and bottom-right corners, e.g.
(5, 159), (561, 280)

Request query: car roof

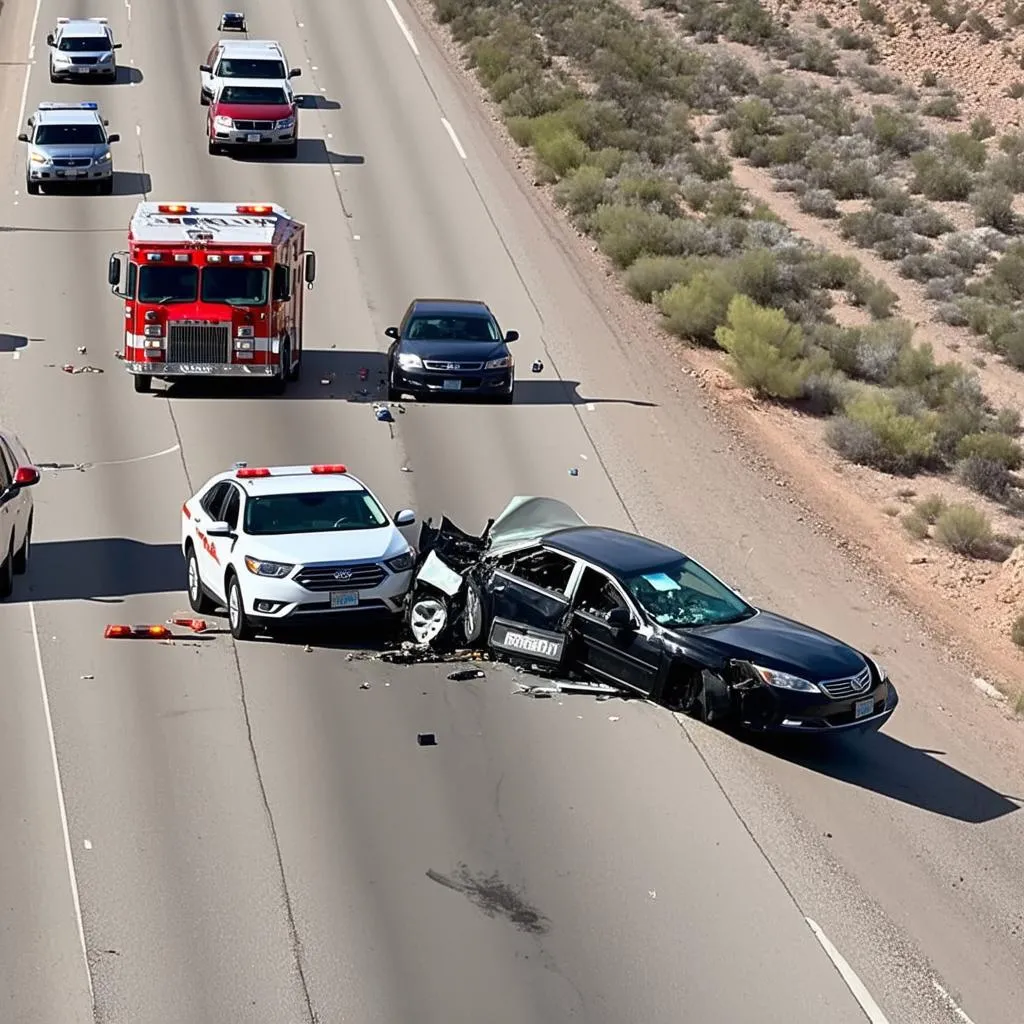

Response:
(207, 467), (371, 498)
(216, 77), (292, 92)
(543, 526), (685, 576)
(34, 107), (103, 126)
(217, 39), (286, 56)
(409, 299), (492, 317)
(58, 20), (110, 37)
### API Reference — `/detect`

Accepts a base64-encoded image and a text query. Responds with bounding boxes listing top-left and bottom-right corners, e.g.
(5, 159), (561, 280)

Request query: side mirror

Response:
(205, 520), (234, 537)
(384, 326), (399, 339)
(199, 64), (212, 73)
(107, 254), (121, 288)
(394, 508), (416, 527)
(46, 33), (55, 46)
(606, 607), (634, 630)
(504, 330), (519, 342)
(13, 466), (41, 488)
(17, 133), (28, 143)
(113, 42), (123, 49)
(289, 68), (302, 78)
(303, 250), (316, 286)
(107, 133), (120, 144)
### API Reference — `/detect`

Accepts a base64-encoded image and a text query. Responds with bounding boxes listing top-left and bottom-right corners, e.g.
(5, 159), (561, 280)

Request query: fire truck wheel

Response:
(25, 179), (40, 196)
(133, 374), (152, 394)
(226, 573), (256, 641)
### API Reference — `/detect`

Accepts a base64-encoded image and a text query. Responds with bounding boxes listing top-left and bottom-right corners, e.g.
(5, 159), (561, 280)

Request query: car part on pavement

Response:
(416, 733), (437, 746)
(104, 624), (174, 639)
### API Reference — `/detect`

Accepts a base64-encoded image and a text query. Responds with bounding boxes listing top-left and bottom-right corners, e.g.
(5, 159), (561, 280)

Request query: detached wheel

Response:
(406, 589), (451, 647)
(13, 516), (32, 575)
(186, 544), (216, 614)
(134, 374), (152, 394)
(226, 573), (255, 641)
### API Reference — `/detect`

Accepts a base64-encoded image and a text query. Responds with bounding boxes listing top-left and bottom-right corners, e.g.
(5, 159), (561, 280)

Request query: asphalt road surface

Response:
(0, 1), (1021, 1022)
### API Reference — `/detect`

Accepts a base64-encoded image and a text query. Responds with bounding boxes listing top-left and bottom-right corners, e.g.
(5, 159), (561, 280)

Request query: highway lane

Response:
(0, 0), (1021, 1022)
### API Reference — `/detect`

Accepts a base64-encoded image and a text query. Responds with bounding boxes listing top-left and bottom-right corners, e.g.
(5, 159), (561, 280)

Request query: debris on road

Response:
(568, 467), (578, 476)
(320, 373), (334, 386)
(400, 465), (412, 472)
(514, 679), (623, 700)
(80, 674), (94, 680)
(104, 623), (174, 639)
(168, 617), (208, 633)
(417, 732), (437, 746)
(447, 668), (485, 681)
(303, 644), (314, 653)
(359, 681), (372, 689)
(532, 359), (543, 373)
(373, 403), (394, 422)
(62, 364), (104, 374)
(77, 346), (87, 354)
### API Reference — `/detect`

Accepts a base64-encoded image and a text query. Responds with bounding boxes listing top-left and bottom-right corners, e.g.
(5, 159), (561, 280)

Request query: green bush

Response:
(533, 127), (589, 179)
(922, 95), (961, 120)
(913, 493), (948, 522)
(589, 204), (683, 269)
(908, 204), (954, 237)
(970, 114), (996, 140)
(798, 189), (840, 218)
(902, 511), (930, 539)
(826, 389), (936, 474)
(714, 295), (810, 399)
(996, 329), (1024, 369)
(839, 210), (902, 247)
(870, 106), (929, 156)
(934, 503), (993, 557)
(809, 253), (861, 289)
(971, 184), (1017, 232)
(911, 151), (973, 201)
(624, 255), (697, 303)
(946, 132), (988, 171)
(956, 431), (1024, 469)
(957, 456), (1012, 499)
(553, 164), (609, 217)
(846, 275), (898, 319)
(658, 270), (736, 345)
(1012, 613), (1024, 649)
(858, 0), (886, 24)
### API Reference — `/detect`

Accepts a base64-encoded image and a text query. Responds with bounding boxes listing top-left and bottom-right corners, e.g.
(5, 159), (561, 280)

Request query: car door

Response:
(193, 481), (232, 599)
(568, 566), (664, 697)
(0, 444), (14, 562)
(484, 547), (580, 668)
(0, 439), (25, 553)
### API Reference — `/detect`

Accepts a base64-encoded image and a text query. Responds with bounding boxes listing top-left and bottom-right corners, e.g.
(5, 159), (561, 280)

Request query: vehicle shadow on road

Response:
(18, 538), (185, 603)
(111, 171), (151, 197)
(297, 95), (341, 110)
(229, 139), (364, 166)
(112, 67), (143, 86)
(755, 729), (1020, 823)
(0, 333), (28, 353)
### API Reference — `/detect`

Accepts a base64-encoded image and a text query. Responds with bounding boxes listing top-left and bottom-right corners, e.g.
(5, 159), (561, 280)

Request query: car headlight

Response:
(29, 152), (51, 165)
(275, 117), (295, 130)
(751, 665), (822, 694)
(243, 556), (294, 578)
(53, 54), (70, 63)
(485, 355), (513, 370)
(97, 151), (112, 163)
(213, 115), (233, 130)
(868, 657), (889, 683)
(385, 550), (415, 573)
(397, 353), (423, 371)
(98, 53), (113, 62)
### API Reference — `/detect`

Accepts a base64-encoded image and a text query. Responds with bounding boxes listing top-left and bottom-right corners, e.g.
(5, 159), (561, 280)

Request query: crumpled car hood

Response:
(484, 496), (587, 558)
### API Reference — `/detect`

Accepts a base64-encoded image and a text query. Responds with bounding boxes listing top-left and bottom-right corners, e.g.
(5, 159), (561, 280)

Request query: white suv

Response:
(47, 17), (121, 83)
(181, 463), (417, 640)
(199, 39), (301, 106)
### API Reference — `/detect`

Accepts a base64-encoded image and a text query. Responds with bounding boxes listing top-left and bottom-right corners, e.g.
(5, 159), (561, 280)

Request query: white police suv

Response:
(181, 463), (417, 640)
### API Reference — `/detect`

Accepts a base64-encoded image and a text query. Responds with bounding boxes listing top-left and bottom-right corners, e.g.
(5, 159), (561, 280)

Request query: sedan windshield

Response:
(201, 267), (268, 306)
(245, 490), (389, 536)
(138, 265), (198, 304)
(219, 85), (289, 105)
(405, 316), (499, 342)
(217, 58), (287, 79)
(622, 558), (755, 628)
(58, 36), (109, 52)
(35, 124), (105, 146)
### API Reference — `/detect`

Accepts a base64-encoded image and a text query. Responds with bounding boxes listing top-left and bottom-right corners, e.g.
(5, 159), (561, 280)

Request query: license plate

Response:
(854, 698), (874, 719)
(330, 591), (359, 609)
(73, 66), (87, 73)
(443, 379), (461, 391)
(489, 621), (564, 663)
(246, 133), (261, 143)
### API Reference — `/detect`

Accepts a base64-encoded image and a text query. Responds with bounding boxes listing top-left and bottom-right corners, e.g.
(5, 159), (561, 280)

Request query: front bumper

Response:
(127, 362), (277, 378)
(52, 62), (115, 78)
(211, 128), (296, 147)
(241, 568), (414, 621)
(392, 367), (514, 396)
(739, 679), (899, 734)
(28, 163), (112, 183)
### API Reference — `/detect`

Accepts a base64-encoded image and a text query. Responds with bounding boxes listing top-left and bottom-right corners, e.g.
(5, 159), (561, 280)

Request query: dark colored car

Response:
(385, 298), (518, 403)
(0, 426), (41, 600)
(404, 497), (899, 737)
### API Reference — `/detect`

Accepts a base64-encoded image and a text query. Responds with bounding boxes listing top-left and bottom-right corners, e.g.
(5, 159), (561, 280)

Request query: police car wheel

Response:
(186, 546), (216, 614)
(227, 575), (256, 641)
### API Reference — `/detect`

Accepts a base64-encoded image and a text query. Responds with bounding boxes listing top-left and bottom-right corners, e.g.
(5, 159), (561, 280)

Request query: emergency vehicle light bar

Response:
(38, 101), (98, 110)
(236, 467), (271, 478)
(104, 624), (173, 639)
(235, 465), (348, 478)
(157, 203), (191, 214)
(236, 204), (273, 215)
(310, 465), (348, 474)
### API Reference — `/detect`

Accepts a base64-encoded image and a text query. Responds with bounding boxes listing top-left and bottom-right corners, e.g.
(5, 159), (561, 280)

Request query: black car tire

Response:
(696, 669), (732, 725)
(0, 542), (13, 600)
(134, 374), (152, 394)
(200, 90), (210, 106)
(226, 573), (256, 641)
(13, 515), (32, 575)
(460, 578), (489, 647)
(207, 139), (218, 155)
(186, 544), (216, 614)
(270, 343), (290, 395)
(26, 179), (40, 196)
(49, 69), (59, 84)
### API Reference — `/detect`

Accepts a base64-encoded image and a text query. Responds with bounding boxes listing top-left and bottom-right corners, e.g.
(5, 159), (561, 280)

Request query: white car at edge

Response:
(181, 463), (417, 640)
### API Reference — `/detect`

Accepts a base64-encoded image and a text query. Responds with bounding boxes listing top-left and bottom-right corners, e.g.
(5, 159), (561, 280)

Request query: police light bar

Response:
(104, 624), (173, 639)
(38, 101), (98, 110)
(157, 203), (191, 214)
(310, 464), (348, 474)
(235, 465), (348, 478)
(236, 204), (273, 215)
(236, 467), (271, 478)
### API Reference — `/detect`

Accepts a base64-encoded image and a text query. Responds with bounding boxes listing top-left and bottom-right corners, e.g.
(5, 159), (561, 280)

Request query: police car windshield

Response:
(35, 124), (105, 146)
(244, 490), (390, 536)
(220, 85), (289, 105)
(622, 559), (756, 629)
(217, 58), (287, 79)
(58, 35), (109, 52)
(405, 316), (500, 342)
(201, 267), (269, 306)
(138, 265), (198, 304)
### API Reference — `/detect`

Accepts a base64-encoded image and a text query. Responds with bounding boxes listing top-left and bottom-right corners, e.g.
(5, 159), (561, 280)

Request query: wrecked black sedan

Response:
(404, 497), (899, 737)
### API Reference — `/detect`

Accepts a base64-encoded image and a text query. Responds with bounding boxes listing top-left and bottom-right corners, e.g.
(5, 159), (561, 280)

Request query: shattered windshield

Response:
(244, 490), (388, 535)
(622, 558), (755, 629)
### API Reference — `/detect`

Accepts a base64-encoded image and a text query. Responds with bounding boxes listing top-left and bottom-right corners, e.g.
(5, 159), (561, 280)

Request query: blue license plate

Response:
(854, 698), (874, 719)
(330, 591), (359, 609)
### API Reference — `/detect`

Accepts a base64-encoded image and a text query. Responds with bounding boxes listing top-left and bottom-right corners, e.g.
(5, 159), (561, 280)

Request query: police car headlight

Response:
(397, 353), (423, 371)
(275, 117), (295, 130)
(243, 556), (294, 578)
(385, 550), (415, 573)
(485, 355), (513, 370)
(213, 116), (233, 131)
(29, 152), (51, 165)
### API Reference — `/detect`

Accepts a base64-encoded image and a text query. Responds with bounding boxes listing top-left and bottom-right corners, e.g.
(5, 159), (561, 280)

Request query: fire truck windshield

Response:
(137, 265), (198, 304)
(201, 267), (269, 306)
(35, 124), (106, 146)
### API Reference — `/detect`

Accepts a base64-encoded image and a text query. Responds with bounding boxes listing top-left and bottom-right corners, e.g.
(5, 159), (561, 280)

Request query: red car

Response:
(208, 79), (298, 158)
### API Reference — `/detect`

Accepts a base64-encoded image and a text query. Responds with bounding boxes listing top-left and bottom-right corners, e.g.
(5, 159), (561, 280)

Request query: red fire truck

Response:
(107, 201), (316, 394)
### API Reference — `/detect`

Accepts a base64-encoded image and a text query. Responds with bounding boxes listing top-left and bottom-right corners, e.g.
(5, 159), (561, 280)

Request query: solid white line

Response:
(29, 603), (95, 1007)
(805, 919), (890, 1024)
(932, 979), (978, 1024)
(16, 0), (45, 131)
(384, 0), (420, 56)
(441, 117), (467, 160)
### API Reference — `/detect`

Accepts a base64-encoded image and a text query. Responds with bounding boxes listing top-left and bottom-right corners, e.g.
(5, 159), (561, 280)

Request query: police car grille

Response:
(423, 360), (484, 371)
(53, 159), (90, 168)
(294, 563), (386, 592)
(166, 323), (231, 364)
(71, 57), (99, 65)
(234, 120), (274, 131)
(819, 665), (872, 700)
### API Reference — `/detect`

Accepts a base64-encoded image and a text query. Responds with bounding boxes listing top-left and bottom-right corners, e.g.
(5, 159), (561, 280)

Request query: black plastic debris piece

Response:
(359, 681), (371, 689)
(374, 404), (394, 422)
(417, 732), (437, 746)
(568, 467), (579, 477)
(532, 359), (543, 373)
(447, 668), (485, 681)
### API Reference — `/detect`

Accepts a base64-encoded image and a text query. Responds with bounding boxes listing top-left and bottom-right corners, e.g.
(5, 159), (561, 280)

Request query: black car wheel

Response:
(460, 578), (489, 646)
(695, 670), (733, 725)
(186, 544), (216, 614)
(26, 179), (40, 196)
(0, 542), (13, 600)
(200, 90), (210, 106)
(98, 177), (114, 196)
(13, 515), (32, 575)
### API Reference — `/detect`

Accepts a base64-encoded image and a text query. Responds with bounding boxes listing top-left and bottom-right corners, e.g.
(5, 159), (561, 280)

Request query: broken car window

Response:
(498, 548), (575, 593)
(622, 558), (755, 628)
(574, 567), (628, 619)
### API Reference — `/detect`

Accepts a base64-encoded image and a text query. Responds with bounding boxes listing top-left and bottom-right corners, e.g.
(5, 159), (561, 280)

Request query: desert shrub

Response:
(714, 295), (810, 399)
(533, 126), (588, 179)
(971, 114), (996, 139)
(803, 368), (850, 414)
(934, 503), (993, 556)
(1008, 82), (1024, 99)
(658, 270), (737, 345)
(819, 159), (877, 201)
(858, 0), (886, 23)
(966, 10), (1001, 40)
(987, 151), (1024, 193)
(1008, 0), (1024, 29)
(624, 255), (697, 303)
(936, 302), (969, 325)
(847, 275), (899, 318)
(925, 275), (966, 301)
(956, 431), (1024, 469)
(870, 106), (930, 156)
(826, 389), (936, 474)
(612, 172), (680, 216)
(798, 189), (839, 218)
(835, 27), (875, 50)
(911, 151), (973, 201)
(589, 204), (684, 268)
(787, 38), (839, 76)
(957, 456), (1013, 498)
(995, 329), (1024, 369)
(808, 252), (861, 289)
(840, 210), (903, 247)
(851, 63), (899, 94)
(899, 253), (958, 283)
(554, 164), (609, 217)
(902, 511), (930, 538)
(914, 493), (948, 522)
(946, 132), (988, 171)
(992, 406), (1022, 435)
(812, 320), (912, 382)
(875, 234), (931, 261)
(1012, 613), (1024, 649)
(872, 185), (913, 215)
(943, 232), (992, 271)
(922, 95), (961, 119)
(977, 243), (1024, 303)
(908, 204), (954, 237)
(972, 184), (1017, 232)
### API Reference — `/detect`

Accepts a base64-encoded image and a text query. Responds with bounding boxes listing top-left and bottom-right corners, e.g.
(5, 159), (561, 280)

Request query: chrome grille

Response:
(423, 360), (484, 371)
(166, 322), (231, 365)
(233, 120), (275, 131)
(294, 562), (387, 592)
(820, 665), (872, 700)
